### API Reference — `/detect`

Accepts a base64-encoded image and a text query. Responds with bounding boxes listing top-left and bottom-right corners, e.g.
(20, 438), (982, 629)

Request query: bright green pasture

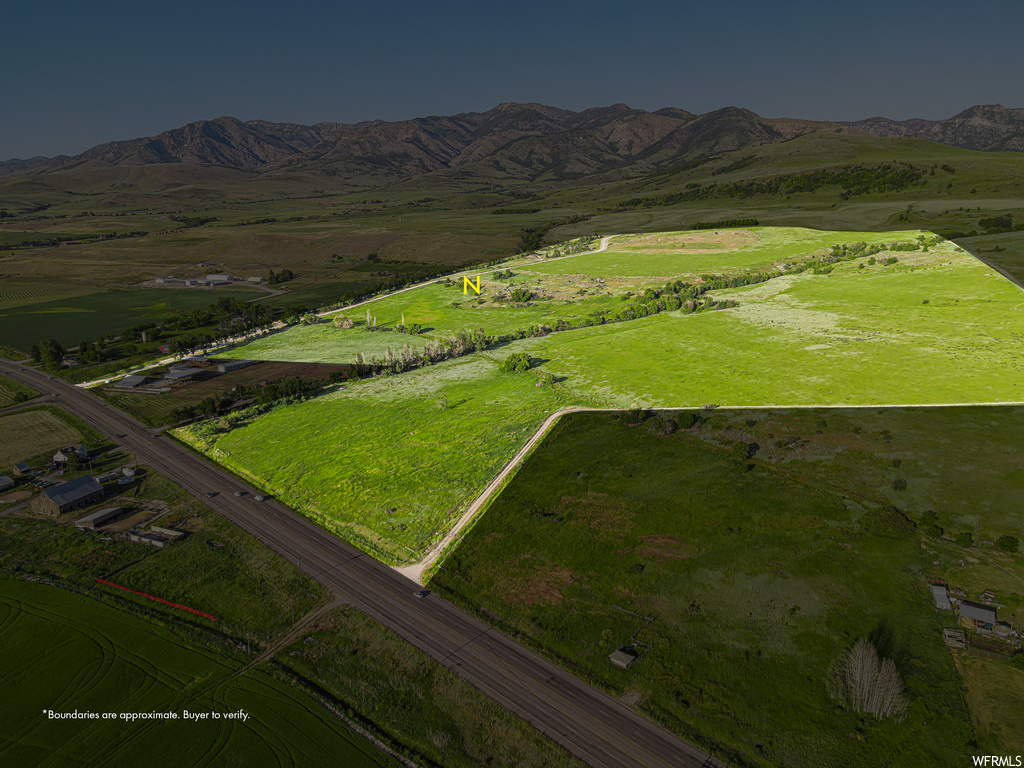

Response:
(178, 355), (585, 564)
(525, 227), (918, 278)
(516, 240), (1024, 406)
(194, 227), (1024, 566)
(432, 412), (975, 768)
(0, 581), (397, 768)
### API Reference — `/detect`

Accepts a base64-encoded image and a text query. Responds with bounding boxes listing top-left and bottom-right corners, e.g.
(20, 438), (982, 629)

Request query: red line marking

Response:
(96, 579), (217, 621)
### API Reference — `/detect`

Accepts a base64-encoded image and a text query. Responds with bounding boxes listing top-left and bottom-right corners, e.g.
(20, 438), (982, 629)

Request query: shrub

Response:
(955, 532), (973, 547)
(861, 507), (916, 539)
(499, 352), (531, 373)
(996, 535), (1020, 553)
(509, 287), (533, 303)
(892, 478), (907, 491)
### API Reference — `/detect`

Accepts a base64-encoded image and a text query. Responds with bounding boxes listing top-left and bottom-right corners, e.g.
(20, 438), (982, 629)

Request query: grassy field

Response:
(0, 288), (257, 351)
(0, 409), (83, 468)
(279, 606), (585, 768)
(431, 411), (987, 767)
(954, 654), (1024, 754)
(0, 580), (397, 768)
(0, 374), (37, 409)
(176, 355), (585, 564)
(186, 227), (1024, 568)
(514, 236), (1024, 407)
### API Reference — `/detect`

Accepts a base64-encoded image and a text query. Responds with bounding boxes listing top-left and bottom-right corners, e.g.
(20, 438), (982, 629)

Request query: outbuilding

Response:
(0, 475), (14, 492)
(960, 600), (997, 630)
(216, 359), (255, 373)
(930, 583), (952, 610)
(114, 374), (148, 389)
(32, 475), (104, 516)
(13, 462), (31, 477)
(75, 507), (124, 529)
(608, 647), (638, 670)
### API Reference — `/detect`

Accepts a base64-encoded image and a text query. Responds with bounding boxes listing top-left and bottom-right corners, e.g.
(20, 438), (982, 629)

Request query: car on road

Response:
(150, 434), (160, 438)
(253, 495), (266, 501)
(205, 491), (217, 498)
(413, 590), (430, 599)
(233, 491), (244, 497)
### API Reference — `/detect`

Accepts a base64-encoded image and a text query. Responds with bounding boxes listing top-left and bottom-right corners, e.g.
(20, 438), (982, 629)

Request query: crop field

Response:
(0, 409), (82, 468)
(0, 281), (95, 311)
(431, 410), (998, 767)
(0, 581), (397, 768)
(176, 355), (585, 563)
(189, 227), (1024, 566)
(0, 288), (256, 351)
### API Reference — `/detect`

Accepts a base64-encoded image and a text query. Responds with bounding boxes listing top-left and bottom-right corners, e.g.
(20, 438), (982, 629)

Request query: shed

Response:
(206, 274), (232, 282)
(32, 475), (104, 516)
(114, 374), (148, 389)
(608, 647), (638, 670)
(151, 525), (185, 538)
(129, 532), (169, 548)
(930, 584), (952, 610)
(216, 359), (254, 373)
(246, 276), (265, 284)
(942, 628), (966, 649)
(13, 462), (31, 477)
(164, 367), (202, 381)
(0, 475), (14, 492)
(75, 507), (123, 529)
(960, 600), (997, 625)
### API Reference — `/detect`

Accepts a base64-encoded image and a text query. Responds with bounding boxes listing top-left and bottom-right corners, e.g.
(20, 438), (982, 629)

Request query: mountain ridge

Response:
(2, 103), (1021, 184)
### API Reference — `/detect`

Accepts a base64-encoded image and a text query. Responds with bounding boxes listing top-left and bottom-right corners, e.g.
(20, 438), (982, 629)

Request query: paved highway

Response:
(2, 359), (725, 768)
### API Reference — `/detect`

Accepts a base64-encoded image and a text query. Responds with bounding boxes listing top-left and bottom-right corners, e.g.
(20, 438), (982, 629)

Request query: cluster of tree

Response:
(168, 296), (275, 332)
(492, 207), (542, 214)
(7, 230), (147, 249)
(710, 154), (758, 176)
(30, 338), (65, 367)
(267, 268), (295, 285)
(827, 638), (908, 721)
(169, 215), (218, 228)
(354, 329), (489, 377)
(493, 269), (516, 279)
(508, 287), (533, 303)
(516, 215), (592, 253)
(979, 214), (1016, 233)
(688, 218), (759, 230)
(616, 163), (927, 210)
(543, 235), (599, 259)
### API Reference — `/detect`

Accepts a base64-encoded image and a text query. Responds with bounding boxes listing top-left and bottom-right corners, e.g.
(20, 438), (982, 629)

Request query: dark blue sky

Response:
(4, 0), (1022, 159)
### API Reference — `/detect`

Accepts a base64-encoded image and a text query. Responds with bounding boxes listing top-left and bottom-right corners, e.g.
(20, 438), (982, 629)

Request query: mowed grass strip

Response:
(0, 410), (82, 467)
(0, 581), (398, 768)
(433, 412), (975, 768)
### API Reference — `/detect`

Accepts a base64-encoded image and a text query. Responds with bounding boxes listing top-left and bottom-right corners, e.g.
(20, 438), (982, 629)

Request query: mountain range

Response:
(3, 103), (1022, 183)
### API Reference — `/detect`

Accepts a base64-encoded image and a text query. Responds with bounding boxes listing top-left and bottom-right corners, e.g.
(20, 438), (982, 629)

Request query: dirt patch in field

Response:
(636, 533), (694, 560)
(509, 562), (580, 606)
(559, 493), (634, 538)
(0, 490), (32, 503)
